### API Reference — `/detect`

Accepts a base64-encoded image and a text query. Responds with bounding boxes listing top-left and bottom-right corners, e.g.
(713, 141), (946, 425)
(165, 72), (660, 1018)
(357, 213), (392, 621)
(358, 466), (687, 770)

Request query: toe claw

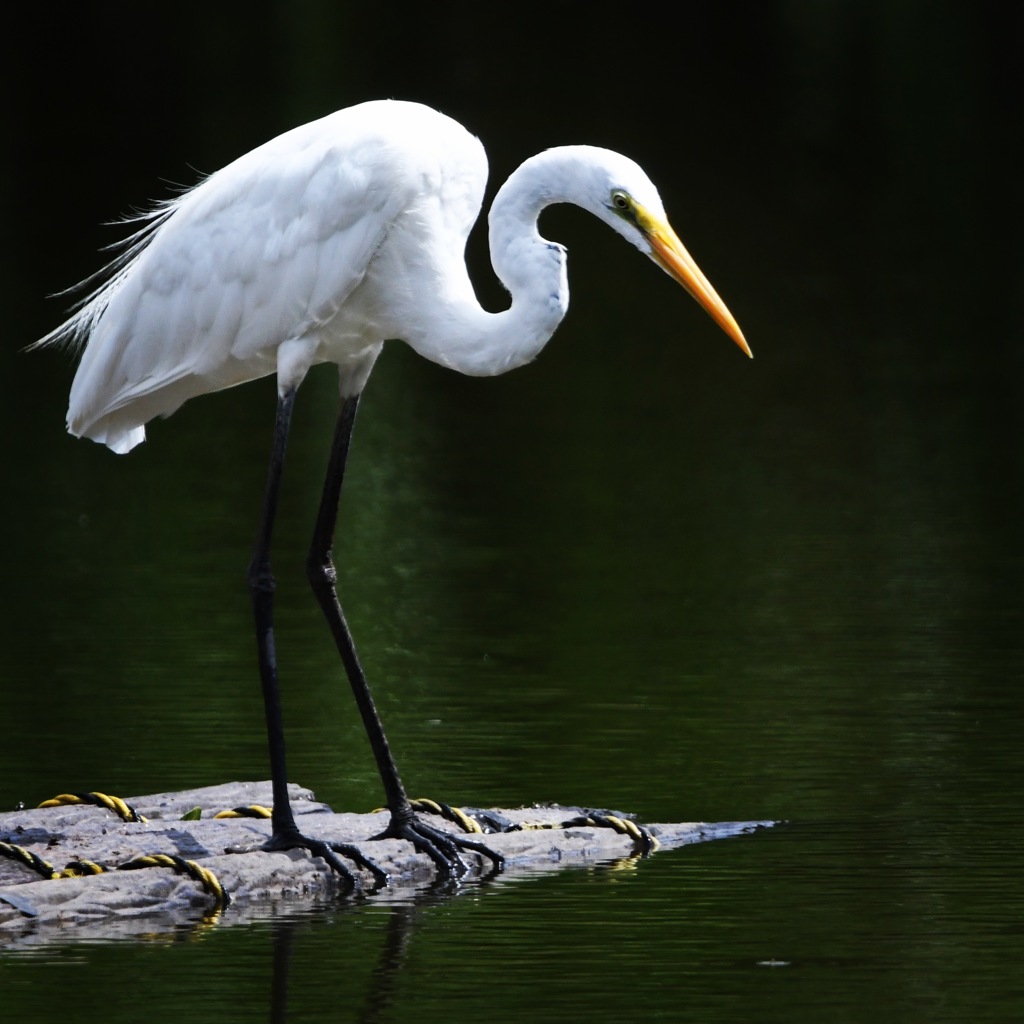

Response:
(264, 830), (387, 892)
(378, 812), (504, 880)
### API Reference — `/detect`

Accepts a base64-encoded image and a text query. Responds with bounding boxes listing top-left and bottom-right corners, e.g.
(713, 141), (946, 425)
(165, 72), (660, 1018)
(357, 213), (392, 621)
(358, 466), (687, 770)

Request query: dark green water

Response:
(3, 4), (1023, 1021)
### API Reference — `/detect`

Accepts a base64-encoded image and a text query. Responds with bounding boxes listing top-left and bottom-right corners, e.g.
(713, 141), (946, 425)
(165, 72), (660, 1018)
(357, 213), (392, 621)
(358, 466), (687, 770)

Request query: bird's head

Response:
(555, 146), (751, 358)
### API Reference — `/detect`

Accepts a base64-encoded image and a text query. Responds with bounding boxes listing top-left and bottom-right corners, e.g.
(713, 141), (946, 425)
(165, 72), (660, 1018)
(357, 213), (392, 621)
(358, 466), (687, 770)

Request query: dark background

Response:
(3, 6), (1024, 1017)
(5, 0), (1024, 812)
(4, 0), (1023, 804)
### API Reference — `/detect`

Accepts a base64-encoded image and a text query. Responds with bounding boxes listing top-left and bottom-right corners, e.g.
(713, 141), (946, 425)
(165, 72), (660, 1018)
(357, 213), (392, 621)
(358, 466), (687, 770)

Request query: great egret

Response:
(36, 99), (750, 882)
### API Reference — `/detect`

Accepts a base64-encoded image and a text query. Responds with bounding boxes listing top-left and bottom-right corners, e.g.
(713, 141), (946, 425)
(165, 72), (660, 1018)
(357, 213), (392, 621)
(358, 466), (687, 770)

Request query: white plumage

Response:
(36, 100), (750, 880)
(40, 99), (749, 453)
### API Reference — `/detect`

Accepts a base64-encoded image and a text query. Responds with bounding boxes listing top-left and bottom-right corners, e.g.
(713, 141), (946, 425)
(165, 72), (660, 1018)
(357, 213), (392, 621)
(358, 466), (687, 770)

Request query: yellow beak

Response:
(639, 207), (752, 358)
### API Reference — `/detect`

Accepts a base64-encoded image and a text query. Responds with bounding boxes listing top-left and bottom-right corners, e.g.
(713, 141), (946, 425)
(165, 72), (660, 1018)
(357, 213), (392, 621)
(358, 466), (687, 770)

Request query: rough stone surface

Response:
(0, 781), (774, 947)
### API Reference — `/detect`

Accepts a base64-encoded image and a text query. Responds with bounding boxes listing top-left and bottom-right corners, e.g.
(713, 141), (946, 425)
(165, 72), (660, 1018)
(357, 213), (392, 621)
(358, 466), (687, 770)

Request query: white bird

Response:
(36, 99), (750, 882)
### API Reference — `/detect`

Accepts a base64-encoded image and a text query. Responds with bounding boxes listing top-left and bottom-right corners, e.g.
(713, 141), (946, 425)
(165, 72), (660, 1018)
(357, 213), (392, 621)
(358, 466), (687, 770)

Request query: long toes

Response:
(263, 832), (386, 892)
(443, 831), (505, 872)
(381, 817), (504, 880)
(405, 800), (505, 871)
(406, 822), (471, 878)
(323, 840), (390, 890)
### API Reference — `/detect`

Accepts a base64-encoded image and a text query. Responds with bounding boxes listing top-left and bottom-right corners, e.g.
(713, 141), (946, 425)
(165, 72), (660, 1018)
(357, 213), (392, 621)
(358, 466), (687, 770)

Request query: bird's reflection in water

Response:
(265, 858), (651, 1023)
(267, 901), (425, 1024)
(360, 906), (418, 1024)
(268, 917), (295, 1024)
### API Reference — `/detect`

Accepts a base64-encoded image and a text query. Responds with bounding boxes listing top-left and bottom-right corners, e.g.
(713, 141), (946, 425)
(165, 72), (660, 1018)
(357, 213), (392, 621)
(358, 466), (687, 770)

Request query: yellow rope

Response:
(0, 841), (59, 880)
(0, 841), (229, 909)
(60, 860), (107, 877)
(520, 813), (658, 853)
(37, 791), (147, 824)
(213, 805), (273, 819)
(369, 799), (652, 849)
(14, 793), (227, 910)
(119, 854), (230, 909)
(376, 798), (482, 834)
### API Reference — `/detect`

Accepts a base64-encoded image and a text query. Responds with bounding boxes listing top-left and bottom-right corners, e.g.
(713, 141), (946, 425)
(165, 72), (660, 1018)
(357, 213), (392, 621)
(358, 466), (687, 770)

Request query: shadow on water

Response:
(267, 904), (416, 1024)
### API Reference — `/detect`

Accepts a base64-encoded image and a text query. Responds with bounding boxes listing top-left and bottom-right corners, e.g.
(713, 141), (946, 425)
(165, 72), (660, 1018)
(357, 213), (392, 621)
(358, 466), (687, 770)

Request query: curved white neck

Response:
(400, 152), (578, 377)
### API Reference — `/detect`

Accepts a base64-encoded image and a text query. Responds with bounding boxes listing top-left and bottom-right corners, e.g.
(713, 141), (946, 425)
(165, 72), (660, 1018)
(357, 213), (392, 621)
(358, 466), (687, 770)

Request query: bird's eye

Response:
(611, 191), (630, 211)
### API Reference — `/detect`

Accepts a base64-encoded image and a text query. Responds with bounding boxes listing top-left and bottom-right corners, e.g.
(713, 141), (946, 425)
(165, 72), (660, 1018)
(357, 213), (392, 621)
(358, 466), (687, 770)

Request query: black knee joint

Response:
(306, 554), (338, 592)
(247, 559), (277, 595)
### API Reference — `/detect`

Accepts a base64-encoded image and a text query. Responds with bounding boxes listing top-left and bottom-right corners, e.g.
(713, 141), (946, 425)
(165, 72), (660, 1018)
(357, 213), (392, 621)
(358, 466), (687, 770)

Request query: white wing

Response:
(56, 104), (444, 452)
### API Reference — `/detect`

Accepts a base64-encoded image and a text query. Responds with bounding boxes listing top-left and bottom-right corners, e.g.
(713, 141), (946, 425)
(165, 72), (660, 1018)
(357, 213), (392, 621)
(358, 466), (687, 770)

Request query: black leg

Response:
(249, 388), (386, 890)
(306, 394), (410, 813)
(249, 388), (299, 840)
(307, 395), (503, 879)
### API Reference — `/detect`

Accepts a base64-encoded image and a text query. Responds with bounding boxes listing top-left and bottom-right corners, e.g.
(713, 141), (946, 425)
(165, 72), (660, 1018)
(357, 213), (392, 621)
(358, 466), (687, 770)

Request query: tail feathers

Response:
(68, 416), (146, 454)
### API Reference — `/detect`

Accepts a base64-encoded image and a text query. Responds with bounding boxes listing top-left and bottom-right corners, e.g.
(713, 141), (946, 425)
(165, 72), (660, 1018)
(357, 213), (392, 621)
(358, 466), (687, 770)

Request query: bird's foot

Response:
(263, 829), (389, 893)
(375, 801), (505, 881)
(404, 801), (655, 857)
